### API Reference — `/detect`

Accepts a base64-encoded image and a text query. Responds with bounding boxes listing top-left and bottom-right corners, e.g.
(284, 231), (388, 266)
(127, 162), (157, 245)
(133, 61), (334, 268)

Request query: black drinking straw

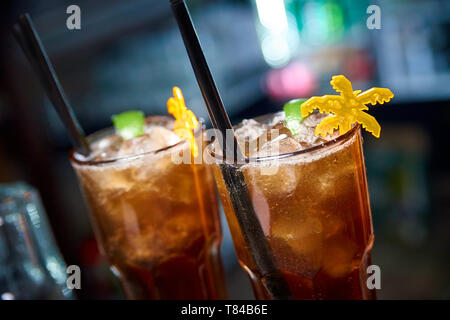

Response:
(13, 14), (91, 157)
(169, 0), (291, 299)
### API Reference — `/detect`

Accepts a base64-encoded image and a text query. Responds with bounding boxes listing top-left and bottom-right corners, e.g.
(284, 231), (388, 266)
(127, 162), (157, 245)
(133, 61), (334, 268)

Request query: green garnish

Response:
(283, 99), (307, 136)
(112, 111), (145, 140)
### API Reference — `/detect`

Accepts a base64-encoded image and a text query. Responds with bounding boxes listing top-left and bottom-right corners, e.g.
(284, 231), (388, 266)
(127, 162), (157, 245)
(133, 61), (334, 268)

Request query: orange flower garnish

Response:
(167, 87), (199, 157)
(301, 75), (394, 138)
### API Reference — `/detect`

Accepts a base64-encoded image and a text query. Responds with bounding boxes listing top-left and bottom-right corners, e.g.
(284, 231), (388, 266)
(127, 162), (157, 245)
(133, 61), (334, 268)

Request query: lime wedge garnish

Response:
(112, 111), (145, 140)
(283, 99), (306, 136)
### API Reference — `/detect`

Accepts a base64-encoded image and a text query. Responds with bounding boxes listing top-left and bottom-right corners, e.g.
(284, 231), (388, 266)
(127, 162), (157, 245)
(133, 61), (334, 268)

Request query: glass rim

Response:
(70, 115), (201, 166)
(207, 112), (361, 164)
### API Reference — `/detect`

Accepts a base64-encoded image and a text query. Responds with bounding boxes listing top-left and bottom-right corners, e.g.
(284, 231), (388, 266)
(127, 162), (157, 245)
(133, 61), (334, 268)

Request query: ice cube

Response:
(270, 213), (323, 278)
(90, 135), (122, 161)
(118, 126), (181, 158)
(246, 162), (298, 196)
(270, 121), (294, 138)
(117, 134), (155, 158)
(294, 125), (321, 147)
(238, 121), (296, 160)
(235, 119), (268, 155)
(302, 112), (328, 128)
(125, 208), (203, 264)
(256, 136), (303, 158)
(270, 113), (286, 126)
(236, 119), (269, 140)
(321, 236), (358, 278)
(146, 125), (181, 147)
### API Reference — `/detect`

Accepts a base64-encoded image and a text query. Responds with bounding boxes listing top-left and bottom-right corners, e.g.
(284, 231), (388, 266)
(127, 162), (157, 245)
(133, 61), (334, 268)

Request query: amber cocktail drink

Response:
(210, 113), (375, 300)
(71, 116), (227, 299)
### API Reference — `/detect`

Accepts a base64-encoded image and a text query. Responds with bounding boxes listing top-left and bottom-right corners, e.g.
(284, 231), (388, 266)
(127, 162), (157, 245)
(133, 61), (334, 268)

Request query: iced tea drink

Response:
(71, 116), (227, 299)
(209, 112), (375, 300)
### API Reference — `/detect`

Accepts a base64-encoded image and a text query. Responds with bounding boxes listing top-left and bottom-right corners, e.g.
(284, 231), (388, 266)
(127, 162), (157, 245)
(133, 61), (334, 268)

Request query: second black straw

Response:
(169, 0), (291, 299)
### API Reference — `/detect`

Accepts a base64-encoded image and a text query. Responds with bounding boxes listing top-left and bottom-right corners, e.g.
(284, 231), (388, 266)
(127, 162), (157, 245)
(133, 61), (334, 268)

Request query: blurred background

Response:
(0, 0), (449, 299)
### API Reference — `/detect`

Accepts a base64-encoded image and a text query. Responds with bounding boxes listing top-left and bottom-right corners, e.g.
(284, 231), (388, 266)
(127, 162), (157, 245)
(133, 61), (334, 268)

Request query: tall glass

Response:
(208, 113), (375, 300)
(0, 182), (73, 300)
(71, 116), (227, 300)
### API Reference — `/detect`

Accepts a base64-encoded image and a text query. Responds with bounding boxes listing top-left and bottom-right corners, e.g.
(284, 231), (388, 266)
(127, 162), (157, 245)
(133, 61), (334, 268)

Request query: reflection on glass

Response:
(0, 183), (73, 300)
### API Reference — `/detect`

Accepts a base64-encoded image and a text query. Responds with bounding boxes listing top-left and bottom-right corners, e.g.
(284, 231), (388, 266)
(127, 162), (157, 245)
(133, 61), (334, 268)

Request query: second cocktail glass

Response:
(208, 113), (375, 300)
(71, 116), (227, 300)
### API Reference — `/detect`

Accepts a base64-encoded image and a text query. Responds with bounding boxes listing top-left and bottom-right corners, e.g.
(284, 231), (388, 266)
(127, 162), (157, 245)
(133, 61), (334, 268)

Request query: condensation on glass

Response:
(209, 114), (376, 300)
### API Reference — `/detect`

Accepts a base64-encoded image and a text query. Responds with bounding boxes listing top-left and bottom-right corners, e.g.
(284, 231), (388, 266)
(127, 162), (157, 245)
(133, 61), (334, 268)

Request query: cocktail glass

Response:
(71, 116), (227, 300)
(208, 113), (375, 300)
